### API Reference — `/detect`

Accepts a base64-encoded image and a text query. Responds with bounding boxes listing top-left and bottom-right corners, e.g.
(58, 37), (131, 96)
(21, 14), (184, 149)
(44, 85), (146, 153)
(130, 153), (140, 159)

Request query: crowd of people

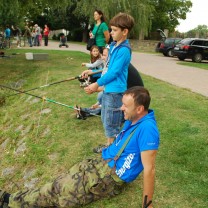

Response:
(0, 11), (160, 208)
(1, 24), (50, 48)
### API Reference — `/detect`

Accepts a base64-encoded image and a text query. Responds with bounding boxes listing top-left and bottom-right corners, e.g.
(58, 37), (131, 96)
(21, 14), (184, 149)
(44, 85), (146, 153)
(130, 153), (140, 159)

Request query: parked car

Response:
(173, 38), (208, 63)
(155, 29), (166, 52)
(158, 38), (182, 57)
(155, 29), (182, 57)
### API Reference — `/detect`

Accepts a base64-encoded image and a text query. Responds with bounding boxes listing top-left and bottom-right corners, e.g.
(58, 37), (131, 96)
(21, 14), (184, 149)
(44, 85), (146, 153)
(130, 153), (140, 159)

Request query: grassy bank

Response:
(0, 49), (208, 207)
(178, 60), (208, 70)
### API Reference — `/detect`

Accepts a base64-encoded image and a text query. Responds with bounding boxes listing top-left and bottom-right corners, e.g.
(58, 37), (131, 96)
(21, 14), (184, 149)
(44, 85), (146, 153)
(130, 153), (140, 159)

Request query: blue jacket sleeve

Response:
(97, 46), (131, 86)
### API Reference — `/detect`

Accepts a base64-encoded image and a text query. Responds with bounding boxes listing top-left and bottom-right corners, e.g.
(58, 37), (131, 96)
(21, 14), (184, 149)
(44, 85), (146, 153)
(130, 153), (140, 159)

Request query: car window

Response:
(179, 38), (193, 45)
(203, 41), (208, 47)
(165, 39), (174, 44)
(175, 39), (182, 44)
(192, 40), (203, 46)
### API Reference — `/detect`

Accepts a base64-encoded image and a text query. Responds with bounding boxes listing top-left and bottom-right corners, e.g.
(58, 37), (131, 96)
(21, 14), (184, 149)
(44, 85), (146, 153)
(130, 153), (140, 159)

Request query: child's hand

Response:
(91, 104), (99, 109)
(89, 31), (93, 38)
(81, 70), (91, 78)
(84, 83), (99, 94)
(81, 63), (86, 66)
(84, 86), (93, 94)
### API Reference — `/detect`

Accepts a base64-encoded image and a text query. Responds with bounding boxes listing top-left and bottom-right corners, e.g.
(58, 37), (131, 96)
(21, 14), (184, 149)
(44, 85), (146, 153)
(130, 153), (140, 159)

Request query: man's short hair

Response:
(110, 13), (135, 32)
(124, 86), (151, 110)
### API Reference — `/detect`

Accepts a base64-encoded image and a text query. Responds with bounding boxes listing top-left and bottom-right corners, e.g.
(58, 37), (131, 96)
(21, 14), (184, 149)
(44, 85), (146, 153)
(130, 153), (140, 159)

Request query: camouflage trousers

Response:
(9, 157), (124, 208)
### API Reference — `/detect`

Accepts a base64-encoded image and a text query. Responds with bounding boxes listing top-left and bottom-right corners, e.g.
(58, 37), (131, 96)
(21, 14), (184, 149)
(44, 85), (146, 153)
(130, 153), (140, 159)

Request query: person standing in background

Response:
(24, 26), (32, 47)
(90, 9), (110, 53)
(4, 25), (11, 48)
(4, 25), (11, 39)
(11, 25), (21, 48)
(43, 24), (49, 46)
(39, 28), (43, 46)
(31, 26), (36, 46)
(34, 24), (40, 46)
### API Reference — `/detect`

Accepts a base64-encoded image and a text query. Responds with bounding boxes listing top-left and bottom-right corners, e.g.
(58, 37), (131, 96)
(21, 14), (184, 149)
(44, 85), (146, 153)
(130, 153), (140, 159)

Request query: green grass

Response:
(0, 49), (208, 208)
(177, 60), (208, 70)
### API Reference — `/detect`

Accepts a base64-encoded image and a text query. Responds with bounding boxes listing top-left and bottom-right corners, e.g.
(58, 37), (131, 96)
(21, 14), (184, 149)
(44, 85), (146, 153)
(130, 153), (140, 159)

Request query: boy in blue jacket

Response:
(85, 13), (135, 152)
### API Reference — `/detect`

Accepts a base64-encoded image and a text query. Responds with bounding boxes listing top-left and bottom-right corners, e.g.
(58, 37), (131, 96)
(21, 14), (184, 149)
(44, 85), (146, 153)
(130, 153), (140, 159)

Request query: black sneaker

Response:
(75, 105), (87, 120)
(0, 190), (8, 208)
(93, 144), (108, 153)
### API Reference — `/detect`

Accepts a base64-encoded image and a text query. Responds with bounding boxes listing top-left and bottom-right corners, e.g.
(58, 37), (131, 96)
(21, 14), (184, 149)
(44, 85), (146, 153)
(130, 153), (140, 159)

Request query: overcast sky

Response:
(176, 0), (208, 32)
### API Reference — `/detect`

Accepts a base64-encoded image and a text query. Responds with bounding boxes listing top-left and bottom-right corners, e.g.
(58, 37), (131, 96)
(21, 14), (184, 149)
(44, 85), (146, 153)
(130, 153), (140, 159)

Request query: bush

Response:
(70, 28), (83, 41)
(52, 34), (58, 40)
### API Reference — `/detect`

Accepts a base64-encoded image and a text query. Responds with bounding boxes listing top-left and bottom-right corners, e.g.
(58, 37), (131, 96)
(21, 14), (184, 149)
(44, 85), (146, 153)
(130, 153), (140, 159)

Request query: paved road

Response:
(25, 41), (208, 97)
(132, 53), (208, 97)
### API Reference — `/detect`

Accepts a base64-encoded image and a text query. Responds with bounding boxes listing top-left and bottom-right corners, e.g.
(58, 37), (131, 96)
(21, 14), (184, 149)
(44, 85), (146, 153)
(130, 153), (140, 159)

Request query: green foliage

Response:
(127, 0), (154, 37)
(0, 0), (20, 26)
(151, 0), (192, 32)
(70, 28), (83, 41)
(178, 61), (208, 70)
(74, 0), (154, 38)
(186, 25), (208, 38)
(51, 34), (58, 40)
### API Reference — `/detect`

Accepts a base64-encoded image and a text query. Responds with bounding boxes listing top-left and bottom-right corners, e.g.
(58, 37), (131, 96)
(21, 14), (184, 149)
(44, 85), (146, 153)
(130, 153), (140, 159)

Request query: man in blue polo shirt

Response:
(102, 86), (160, 207)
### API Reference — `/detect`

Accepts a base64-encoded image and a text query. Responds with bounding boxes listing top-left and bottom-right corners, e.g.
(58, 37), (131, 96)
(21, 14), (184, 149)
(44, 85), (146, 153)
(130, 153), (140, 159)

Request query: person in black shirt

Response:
(127, 63), (144, 88)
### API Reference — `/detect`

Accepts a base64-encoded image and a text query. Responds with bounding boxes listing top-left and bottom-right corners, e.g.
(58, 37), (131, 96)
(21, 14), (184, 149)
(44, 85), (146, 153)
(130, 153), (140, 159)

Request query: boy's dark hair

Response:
(124, 86), (151, 110)
(110, 13), (135, 32)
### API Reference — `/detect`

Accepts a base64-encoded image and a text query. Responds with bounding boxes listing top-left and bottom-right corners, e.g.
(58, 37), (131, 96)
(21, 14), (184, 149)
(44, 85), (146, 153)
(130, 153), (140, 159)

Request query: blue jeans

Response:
(82, 107), (101, 116)
(80, 91), (103, 117)
(101, 92), (123, 138)
(97, 91), (103, 105)
(34, 35), (40, 46)
(27, 37), (32, 47)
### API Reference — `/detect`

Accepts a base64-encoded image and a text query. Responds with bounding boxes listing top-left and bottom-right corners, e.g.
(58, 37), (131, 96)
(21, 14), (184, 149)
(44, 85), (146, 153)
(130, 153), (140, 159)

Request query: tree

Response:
(0, 0), (68, 30)
(119, 0), (154, 38)
(0, 0), (20, 27)
(150, 0), (192, 32)
(73, 0), (154, 39)
(186, 25), (208, 38)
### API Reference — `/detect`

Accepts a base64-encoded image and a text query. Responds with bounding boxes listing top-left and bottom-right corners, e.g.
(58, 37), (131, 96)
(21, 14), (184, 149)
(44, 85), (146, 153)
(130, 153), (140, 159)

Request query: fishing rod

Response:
(0, 84), (100, 118)
(4, 70), (103, 98)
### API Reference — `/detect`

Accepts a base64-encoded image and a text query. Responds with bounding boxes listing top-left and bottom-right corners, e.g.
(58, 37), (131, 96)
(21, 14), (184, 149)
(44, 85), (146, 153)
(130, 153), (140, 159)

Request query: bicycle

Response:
(0, 36), (11, 49)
